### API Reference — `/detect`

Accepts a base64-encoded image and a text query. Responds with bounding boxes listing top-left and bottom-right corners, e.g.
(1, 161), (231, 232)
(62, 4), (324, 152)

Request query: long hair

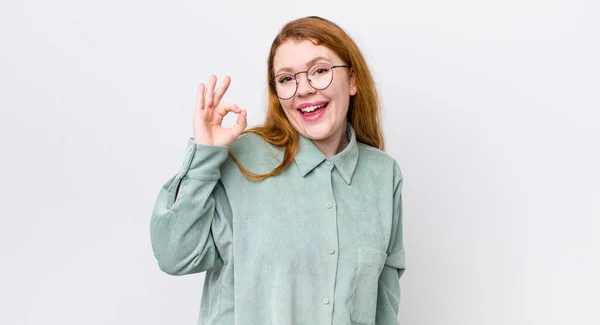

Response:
(229, 16), (384, 180)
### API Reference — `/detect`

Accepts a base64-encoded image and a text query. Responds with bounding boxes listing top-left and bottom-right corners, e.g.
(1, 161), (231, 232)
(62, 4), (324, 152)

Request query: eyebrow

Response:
(275, 56), (332, 75)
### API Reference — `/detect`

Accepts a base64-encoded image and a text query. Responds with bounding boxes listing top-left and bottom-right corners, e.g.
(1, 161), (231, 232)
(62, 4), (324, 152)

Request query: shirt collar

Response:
(294, 122), (359, 185)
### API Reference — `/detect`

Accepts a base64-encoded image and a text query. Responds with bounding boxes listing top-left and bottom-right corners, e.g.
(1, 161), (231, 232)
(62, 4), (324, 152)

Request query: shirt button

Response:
(328, 248), (336, 255)
(325, 161), (332, 166)
(326, 202), (333, 209)
(322, 298), (330, 305)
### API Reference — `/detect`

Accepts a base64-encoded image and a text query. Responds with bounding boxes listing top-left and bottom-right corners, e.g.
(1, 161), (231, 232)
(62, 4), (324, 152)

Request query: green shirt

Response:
(150, 123), (405, 325)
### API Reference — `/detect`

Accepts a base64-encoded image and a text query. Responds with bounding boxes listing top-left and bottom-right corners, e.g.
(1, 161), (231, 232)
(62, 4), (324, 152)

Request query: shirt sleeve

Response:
(150, 138), (233, 276)
(376, 162), (406, 324)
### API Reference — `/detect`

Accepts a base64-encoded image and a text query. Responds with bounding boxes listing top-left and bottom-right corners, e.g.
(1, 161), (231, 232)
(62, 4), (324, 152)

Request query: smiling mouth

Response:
(298, 102), (328, 114)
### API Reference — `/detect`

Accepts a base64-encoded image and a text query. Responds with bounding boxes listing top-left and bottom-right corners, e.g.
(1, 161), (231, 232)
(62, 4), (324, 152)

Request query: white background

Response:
(1, 0), (599, 324)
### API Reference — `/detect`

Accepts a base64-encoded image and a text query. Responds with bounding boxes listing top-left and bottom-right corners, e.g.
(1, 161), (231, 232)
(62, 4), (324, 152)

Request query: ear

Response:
(349, 68), (357, 96)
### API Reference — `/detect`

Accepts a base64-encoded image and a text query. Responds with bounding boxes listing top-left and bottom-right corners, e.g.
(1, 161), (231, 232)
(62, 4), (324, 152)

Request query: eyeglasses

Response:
(270, 63), (350, 100)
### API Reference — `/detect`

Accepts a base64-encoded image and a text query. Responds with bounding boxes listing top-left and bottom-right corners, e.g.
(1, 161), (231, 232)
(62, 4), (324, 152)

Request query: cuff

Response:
(385, 248), (406, 272)
(178, 138), (230, 180)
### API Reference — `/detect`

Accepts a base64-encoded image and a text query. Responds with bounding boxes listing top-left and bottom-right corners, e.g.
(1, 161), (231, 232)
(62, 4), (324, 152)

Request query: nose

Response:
(295, 72), (316, 97)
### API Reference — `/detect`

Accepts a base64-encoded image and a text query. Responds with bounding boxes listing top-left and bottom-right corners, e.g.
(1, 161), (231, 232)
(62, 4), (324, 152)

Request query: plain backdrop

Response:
(1, 0), (599, 324)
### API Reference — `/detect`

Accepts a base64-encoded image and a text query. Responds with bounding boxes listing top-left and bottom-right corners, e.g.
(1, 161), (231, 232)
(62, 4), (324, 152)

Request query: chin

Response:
(301, 130), (331, 141)
(297, 121), (343, 141)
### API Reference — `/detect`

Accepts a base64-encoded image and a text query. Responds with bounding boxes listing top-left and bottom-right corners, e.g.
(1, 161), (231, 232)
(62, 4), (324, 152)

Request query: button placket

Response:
(324, 161), (335, 210)
(320, 163), (338, 316)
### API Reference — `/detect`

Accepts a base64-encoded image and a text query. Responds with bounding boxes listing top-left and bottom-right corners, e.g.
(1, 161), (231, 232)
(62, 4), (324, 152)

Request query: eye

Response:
(278, 75), (294, 84)
(310, 65), (331, 76)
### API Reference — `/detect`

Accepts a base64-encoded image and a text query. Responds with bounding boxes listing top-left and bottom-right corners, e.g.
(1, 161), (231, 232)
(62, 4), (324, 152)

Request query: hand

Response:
(193, 75), (247, 146)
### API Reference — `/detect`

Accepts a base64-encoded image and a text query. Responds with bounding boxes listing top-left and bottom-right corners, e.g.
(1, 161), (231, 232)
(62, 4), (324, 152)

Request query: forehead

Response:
(273, 39), (342, 73)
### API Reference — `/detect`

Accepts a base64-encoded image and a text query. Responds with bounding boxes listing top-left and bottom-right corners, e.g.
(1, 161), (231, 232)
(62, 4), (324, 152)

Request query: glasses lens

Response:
(274, 74), (296, 99)
(308, 63), (333, 90)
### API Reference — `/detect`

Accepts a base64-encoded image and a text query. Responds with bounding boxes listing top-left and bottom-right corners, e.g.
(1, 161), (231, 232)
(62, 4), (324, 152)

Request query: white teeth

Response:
(300, 103), (326, 113)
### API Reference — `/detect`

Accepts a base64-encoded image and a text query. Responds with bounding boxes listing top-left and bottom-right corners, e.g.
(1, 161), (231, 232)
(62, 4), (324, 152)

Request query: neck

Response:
(312, 123), (349, 158)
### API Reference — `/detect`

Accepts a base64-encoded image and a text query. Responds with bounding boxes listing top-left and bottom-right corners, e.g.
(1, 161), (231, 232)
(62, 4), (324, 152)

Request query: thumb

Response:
(232, 109), (248, 135)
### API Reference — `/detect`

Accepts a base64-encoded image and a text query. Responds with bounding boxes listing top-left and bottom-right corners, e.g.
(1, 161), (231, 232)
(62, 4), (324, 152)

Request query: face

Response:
(272, 39), (357, 143)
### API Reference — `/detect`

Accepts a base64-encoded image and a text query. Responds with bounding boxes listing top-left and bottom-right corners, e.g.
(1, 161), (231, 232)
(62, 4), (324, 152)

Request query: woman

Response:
(150, 16), (405, 325)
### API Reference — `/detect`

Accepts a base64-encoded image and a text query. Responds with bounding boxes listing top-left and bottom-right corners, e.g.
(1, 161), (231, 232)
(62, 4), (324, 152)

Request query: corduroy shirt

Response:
(150, 123), (405, 325)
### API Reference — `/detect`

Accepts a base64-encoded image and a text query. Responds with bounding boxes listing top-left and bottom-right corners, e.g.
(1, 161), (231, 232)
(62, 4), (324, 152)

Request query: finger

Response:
(213, 75), (231, 104)
(214, 102), (242, 118)
(205, 75), (217, 108)
(211, 103), (241, 126)
(195, 83), (206, 112)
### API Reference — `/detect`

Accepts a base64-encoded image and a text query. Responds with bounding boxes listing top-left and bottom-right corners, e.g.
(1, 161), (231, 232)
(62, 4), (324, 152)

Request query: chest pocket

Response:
(350, 247), (388, 325)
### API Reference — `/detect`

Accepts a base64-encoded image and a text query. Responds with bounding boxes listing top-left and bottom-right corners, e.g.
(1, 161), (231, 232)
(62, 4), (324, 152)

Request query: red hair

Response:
(230, 16), (384, 180)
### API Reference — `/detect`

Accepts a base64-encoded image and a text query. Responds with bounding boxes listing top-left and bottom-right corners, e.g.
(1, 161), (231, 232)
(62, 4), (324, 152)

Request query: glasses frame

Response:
(270, 63), (350, 100)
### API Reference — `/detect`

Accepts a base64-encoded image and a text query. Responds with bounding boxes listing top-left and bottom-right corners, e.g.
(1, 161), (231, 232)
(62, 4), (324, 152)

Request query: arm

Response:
(150, 138), (232, 276)
(376, 163), (406, 324)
